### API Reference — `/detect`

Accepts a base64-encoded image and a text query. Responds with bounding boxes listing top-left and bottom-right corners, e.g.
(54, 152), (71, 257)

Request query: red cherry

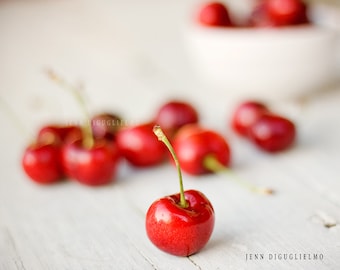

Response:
(37, 125), (82, 145)
(22, 143), (63, 184)
(173, 125), (231, 175)
(197, 2), (233, 27)
(91, 113), (122, 140)
(146, 189), (215, 256)
(248, 114), (296, 152)
(171, 124), (272, 194)
(61, 139), (120, 186)
(249, 0), (309, 27)
(146, 126), (215, 256)
(266, 0), (309, 26)
(45, 70), (120, 186)
(248, 2), (277, 27)
(116, 123), (167, 167)
(154, 100), (199, 139)
(231, 101), (268, 137)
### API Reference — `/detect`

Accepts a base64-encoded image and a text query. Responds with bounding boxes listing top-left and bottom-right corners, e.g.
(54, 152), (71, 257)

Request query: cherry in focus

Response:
(146, 189), (215, 256)
(146, 126), (215, 256)
(154, 100), (199, 140)
(116, 123), (167, 167)
(248, 114), (296, 152)
(197, 2), (234, 27)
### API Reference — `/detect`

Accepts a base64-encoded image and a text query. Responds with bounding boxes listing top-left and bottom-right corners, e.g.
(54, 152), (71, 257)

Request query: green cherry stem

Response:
(203, 154), (274, 195)
(46, 69), (94, 148)
(153, 125), (188, 208)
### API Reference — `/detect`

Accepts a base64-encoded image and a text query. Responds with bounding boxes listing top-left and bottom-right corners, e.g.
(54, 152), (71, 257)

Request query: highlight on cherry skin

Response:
(231, 100), (297, 153)
(172, 124), (273, 195)
(22, 142), (64, 184)
(22, 124), (83, 184)
(172, 124), (231, 175)
(43, 69), (121, 186)
(145, 126), (215, 256)
(248, 113), (296, 153)
(116, 122), (167, 167)
(154, 100), (199, 140)
(231, 101), (269, 137)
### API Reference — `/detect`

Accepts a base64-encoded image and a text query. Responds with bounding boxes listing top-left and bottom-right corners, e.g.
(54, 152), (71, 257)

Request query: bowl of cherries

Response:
(186, 0), (339, 100)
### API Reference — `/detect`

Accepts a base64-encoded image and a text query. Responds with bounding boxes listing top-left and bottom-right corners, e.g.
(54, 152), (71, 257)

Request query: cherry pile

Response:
(21, 100), (200, 186)
(197, 0), (310, 28)
(22, 116), (121, 186)
(22, 97), (296, 186)
(21, 93), (297, 257)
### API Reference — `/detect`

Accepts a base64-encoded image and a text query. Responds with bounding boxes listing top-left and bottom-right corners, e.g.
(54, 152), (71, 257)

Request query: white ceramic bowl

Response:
(185, 5), (340, 100)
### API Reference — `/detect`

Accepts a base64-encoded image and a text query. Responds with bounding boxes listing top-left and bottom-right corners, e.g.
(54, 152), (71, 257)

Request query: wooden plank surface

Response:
(0, 1), (340, 269)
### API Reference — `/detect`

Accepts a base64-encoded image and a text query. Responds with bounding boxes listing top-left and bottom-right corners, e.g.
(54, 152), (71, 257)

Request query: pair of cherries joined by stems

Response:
(198, 0), (309, 28)
(22, 118), (122, 185)
(22, 71), (122, 186)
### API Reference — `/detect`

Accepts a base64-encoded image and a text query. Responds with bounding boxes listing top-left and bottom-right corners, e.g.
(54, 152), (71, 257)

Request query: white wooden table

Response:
(1, 1), (340, 269)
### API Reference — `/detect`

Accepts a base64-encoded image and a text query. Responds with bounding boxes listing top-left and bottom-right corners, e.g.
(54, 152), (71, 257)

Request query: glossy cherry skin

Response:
(197, 2), (233, 27)
(231, 101), (268, 137)
(173, 125), (231, 175)
(154, 100), (199, 140)
(37, 125), (82, 145)
(248, 114), (296, 152)
(91, 113), (122, 140)
(116, 123), (167, 167)
(61, 139), (120, 186)
(146, 189), (215, 256)
(22, 143), (63, 184)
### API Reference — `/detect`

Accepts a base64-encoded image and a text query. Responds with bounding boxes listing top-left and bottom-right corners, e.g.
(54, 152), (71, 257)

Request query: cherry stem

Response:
(203, 155), (274, 195)
(153, 125), (188, 208)
(46, 69), (94, 148)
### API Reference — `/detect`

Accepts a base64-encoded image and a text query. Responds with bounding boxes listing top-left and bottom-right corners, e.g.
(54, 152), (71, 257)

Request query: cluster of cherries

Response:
(22, 98), (295, 186)
(21, 114), (121, 186)
(147, 100), (296, 257)
(197, 0), (310, 28)
(20, 71), (297, 257)
(21, 98), (225, 186)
